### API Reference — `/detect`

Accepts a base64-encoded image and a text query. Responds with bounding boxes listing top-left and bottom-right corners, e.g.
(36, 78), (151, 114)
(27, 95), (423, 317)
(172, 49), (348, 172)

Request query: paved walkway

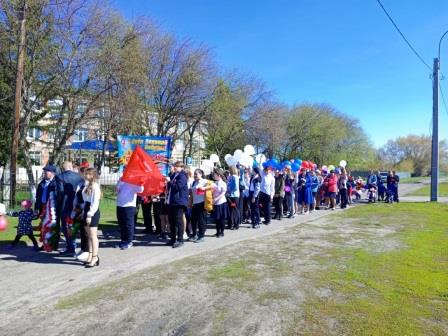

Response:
(0, 206), (339, 325)
(0, 180), (445, 331)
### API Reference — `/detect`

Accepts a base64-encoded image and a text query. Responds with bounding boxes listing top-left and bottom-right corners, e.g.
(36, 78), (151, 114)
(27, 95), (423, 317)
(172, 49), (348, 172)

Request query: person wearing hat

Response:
(166, 161), (189, 248)
(35, 164), (64, 251)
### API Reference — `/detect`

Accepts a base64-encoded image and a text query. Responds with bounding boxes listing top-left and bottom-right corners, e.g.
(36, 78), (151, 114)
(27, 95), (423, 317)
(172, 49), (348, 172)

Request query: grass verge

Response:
(409, 182), (448, 197)
(303, 203), (448, 336)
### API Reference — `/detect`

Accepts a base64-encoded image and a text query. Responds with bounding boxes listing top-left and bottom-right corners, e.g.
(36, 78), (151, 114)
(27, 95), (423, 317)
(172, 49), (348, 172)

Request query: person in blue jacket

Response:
(310, 170), (319, 211)
(302, 170), (314, 214)
(167, 161), (189, 248)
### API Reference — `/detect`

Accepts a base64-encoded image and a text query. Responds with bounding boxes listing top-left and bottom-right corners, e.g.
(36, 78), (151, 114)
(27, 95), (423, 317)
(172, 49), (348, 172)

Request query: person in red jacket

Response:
(324, 170), (338, 210)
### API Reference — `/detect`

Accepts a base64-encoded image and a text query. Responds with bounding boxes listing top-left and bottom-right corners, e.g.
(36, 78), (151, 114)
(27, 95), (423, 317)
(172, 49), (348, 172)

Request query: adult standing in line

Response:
(226, 166), (240, 230)
(376, 170), (385, 201)
(58, 161), (84, 256)
(249, 167), (261, 228)
(387, 171), (400, 203)
(167, 161), (189, 248)
(116, 178), (144, 249)
(324, 170), (338, 210)
(259, 166), (275, 225)
(210, 168), (228, 237)
(284, 168), (295, 217)
(70, 167), (89, 261)
(35, 165), (64, 252)
(338, 168), (348, 209)
(273, 169), (285, 220)
(189, 169), (208, 242)
(310, 169), (320, 212)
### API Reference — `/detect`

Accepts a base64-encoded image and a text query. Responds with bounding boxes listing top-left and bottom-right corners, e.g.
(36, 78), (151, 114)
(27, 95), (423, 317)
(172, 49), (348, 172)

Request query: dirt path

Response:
(0, 183), (443, 335)
(1, 200), (417, 336)
(0, 207), (337, 330)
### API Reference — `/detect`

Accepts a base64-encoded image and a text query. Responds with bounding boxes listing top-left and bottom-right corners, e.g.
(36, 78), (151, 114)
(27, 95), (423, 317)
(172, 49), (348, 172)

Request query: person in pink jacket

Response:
(324, 170), (338, 210)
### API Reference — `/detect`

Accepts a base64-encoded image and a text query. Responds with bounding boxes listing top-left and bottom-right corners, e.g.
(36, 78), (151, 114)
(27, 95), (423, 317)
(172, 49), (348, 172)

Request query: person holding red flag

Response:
(116, 145), (166, 249)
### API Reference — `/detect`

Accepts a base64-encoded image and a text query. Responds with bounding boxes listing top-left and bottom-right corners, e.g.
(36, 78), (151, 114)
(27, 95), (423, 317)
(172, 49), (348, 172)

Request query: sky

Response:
(113, 0), (448, 148)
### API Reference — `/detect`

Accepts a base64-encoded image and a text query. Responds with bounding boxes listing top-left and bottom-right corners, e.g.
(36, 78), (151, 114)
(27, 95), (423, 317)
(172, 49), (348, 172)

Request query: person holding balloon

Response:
(3, 200), (40, 251)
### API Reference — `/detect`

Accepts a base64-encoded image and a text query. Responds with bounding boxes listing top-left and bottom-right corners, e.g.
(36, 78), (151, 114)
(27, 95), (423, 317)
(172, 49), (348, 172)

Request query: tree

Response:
(141, 34), (214, 147)
(284, 103), (376, 168)
(378, 135), (448, 176)
(205, 79), (247, 157)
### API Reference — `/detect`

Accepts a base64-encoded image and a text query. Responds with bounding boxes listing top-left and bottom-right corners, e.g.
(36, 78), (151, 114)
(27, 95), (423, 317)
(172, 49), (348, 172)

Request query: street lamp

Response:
(431, 29), (448, 202)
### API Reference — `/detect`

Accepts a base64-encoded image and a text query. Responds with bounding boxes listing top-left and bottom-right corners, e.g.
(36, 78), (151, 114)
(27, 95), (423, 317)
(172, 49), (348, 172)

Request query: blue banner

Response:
(117, 135), (172, 176)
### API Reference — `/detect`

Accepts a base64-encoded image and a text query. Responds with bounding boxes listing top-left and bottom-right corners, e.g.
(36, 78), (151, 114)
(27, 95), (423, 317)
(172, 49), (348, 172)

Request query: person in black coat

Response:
(167, 161), (189, 248)
(58, 161), (84, 255)
(35, 165), (64, 251)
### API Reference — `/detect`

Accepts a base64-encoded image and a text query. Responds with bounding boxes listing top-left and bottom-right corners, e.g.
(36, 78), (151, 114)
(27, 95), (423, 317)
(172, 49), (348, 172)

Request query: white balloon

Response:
(226, 155), (235, 165)
(233, 149), (244, 160)
(209, 154), (220, 163)
(224, 154), (231, 161)
(339, 160), (347, 168)
(244, 144), (255, 156)
(202, 159), (213, 168)
(238, 155), (249, 167)
(239, 154), (253, 167)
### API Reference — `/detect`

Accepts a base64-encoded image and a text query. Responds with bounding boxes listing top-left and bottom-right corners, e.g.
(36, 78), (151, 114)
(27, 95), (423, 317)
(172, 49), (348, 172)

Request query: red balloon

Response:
(0, 216), (8, 231)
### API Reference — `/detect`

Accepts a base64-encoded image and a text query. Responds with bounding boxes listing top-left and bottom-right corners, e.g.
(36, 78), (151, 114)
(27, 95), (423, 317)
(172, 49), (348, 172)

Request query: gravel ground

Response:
(0, 183), (438, 335)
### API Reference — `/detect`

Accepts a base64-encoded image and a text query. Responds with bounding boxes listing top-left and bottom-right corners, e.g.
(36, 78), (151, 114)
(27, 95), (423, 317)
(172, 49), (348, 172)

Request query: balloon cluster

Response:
(207, 145), (348, 176)
(224, 145), (257, 168)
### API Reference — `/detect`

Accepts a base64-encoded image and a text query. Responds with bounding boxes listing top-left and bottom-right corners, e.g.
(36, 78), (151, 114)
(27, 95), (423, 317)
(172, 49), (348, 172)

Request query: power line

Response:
(375, 0), (432, 71)
(439, 79), (448, 117)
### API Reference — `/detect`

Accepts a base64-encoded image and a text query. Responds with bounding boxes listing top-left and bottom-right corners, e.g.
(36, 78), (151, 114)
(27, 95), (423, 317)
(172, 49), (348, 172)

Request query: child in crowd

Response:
(3, 200), (40, 250)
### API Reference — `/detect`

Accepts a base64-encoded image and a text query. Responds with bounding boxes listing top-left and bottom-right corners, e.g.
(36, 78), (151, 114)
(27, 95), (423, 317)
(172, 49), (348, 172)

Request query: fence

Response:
(0, 166), (120, 208)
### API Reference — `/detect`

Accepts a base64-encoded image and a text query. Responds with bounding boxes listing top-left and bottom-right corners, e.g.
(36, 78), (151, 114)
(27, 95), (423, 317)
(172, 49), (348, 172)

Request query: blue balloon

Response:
(294, 159), (302, 166)
(262, 162), (269, 169)
(271, 159), (279, 165)
(291, 163), (300, 172)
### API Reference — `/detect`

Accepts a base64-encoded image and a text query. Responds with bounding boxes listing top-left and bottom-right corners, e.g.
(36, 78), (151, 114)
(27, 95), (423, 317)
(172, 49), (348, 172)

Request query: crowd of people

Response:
(0, 159), (401, 268)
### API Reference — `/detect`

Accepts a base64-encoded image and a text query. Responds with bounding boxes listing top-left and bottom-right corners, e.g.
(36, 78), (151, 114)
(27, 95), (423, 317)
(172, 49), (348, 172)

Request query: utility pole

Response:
(10, 2), (27, 207)
(430, 58), (439, 202)
(431, 30), (448, 202)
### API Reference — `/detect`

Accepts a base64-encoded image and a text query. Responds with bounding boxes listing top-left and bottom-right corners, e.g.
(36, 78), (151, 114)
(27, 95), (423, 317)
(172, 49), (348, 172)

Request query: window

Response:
(73, 128), (88, 142)
(47, 129), (55, 141)
(29, 151), (41, 165)
(76, 102), (88, 116)
(27, 128), (42, 139)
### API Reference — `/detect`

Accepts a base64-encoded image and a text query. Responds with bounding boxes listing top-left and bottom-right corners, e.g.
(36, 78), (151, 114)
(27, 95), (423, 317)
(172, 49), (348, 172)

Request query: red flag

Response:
(121, 146), (165, 195)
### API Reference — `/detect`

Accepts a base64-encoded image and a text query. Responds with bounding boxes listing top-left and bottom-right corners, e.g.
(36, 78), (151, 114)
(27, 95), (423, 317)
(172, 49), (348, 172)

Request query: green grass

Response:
(399, 176), (428, 184)
(409, 182), (448, 197)
(304, 203), (448, 336)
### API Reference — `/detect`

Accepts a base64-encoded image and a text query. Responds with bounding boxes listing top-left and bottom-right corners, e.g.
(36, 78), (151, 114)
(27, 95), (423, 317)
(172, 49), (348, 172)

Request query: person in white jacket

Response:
(81, 168), (101, 268)
(259, 167), (275, 224)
